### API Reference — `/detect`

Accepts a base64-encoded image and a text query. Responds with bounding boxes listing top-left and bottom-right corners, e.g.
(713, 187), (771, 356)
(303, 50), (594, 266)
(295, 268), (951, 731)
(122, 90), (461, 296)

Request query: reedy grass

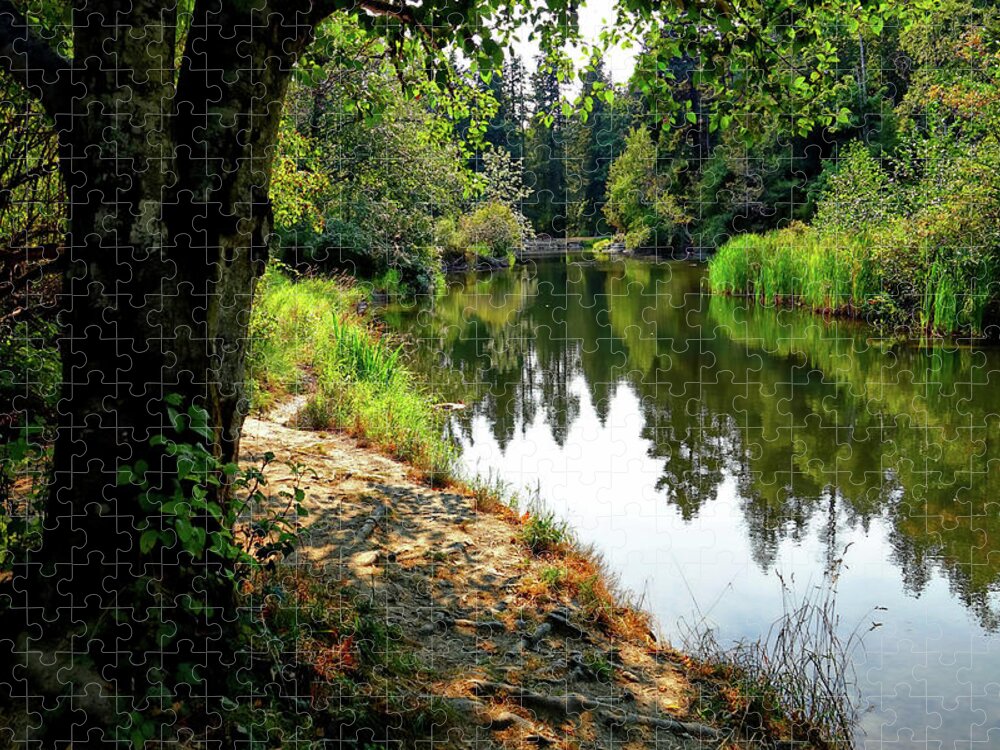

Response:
(708, 225), (997, 335)
(248, 267), (454, 481)
(680, 553), (878, 749)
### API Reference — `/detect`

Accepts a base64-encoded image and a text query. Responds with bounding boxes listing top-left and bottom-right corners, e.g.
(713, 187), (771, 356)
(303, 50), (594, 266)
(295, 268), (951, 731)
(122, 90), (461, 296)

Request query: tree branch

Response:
(0, 1), (70, 118)
(310, 0), (416, 25)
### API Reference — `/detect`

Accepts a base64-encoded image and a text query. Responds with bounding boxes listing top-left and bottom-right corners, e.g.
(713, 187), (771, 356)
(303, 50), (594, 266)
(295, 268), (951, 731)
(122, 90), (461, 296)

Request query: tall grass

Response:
(248, 267), (454, 480)
(707, 225), (997, 335)
(708, 229), (877, 312)
(682, 556), (878, 748)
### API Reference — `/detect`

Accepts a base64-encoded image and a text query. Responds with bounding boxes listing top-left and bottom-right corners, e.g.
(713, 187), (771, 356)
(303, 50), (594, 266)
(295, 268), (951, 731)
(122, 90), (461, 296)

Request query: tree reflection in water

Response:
(385, 257), (1000, 632)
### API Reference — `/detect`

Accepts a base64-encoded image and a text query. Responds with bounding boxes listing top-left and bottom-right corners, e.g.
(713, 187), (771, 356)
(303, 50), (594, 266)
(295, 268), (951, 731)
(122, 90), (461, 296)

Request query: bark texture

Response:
(0, 0), (326, 739)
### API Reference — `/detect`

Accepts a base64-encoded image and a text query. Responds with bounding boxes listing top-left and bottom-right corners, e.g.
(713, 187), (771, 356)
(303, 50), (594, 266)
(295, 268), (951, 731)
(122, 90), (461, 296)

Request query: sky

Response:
(511, 0), (638, 84)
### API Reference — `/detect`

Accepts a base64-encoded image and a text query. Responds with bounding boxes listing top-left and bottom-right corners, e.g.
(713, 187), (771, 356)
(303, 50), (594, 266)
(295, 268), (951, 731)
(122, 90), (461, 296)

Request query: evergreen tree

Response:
(564, 63), (632, 236)
(484, 58), (528, 160)
(524, 54), (566, 236)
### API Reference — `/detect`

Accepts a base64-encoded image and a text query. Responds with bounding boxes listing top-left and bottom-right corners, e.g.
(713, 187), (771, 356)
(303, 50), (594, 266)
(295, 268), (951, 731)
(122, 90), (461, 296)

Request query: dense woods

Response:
(1, 0), (997, 745)
(268, 0), (1000, 339)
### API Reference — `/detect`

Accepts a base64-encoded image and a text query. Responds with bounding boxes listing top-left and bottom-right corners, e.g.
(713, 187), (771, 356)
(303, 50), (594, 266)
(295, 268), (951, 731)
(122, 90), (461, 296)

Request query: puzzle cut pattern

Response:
(1, 2), (998, 749)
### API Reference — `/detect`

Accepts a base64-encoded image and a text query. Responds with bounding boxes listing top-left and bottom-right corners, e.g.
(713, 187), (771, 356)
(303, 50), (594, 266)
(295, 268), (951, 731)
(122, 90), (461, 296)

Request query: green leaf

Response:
(175, 518), (193, 544)
(167, 406), (185, 433)
(140, 529), (159, 554)
(187, 404), (213, 440)
(686, 111), (698, 124)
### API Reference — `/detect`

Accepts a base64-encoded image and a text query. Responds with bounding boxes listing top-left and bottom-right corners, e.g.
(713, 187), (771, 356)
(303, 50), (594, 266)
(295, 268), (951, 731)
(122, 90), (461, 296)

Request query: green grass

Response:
(583, 650), (615, 682)
(707, 225), (997, 335)
(248, 266), (455, 481)
(465, 470), (519, 513)
(519, 508), (570, 553)
(540, 565), (567, 587)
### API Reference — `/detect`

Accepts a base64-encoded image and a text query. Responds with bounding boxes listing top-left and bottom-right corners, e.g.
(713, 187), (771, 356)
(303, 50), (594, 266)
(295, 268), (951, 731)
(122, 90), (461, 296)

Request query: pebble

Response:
(353, 550), (380, 566)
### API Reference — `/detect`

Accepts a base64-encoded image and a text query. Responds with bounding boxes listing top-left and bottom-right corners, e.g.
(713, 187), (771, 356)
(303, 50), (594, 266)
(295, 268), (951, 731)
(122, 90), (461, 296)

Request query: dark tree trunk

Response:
(0, 0), (320, 740)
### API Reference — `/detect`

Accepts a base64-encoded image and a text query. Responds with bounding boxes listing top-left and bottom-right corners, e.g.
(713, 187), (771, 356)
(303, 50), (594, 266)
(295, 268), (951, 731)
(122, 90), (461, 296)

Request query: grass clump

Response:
(708, 225), (998, 335)
(249, 266), (455, 481)
(680, 557), (876, 749)
(464, 469), (520, 515)
(540, 565), (568, 588)
(583, 650), (615, 683)
(519, 508), (569, 553)
(708, 226), (882, 317)
(467, 480), (654, 642)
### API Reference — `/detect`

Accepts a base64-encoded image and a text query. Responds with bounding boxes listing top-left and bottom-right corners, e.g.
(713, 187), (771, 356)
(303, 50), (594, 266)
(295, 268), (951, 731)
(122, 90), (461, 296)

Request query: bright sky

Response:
(511, 0), (638, 85)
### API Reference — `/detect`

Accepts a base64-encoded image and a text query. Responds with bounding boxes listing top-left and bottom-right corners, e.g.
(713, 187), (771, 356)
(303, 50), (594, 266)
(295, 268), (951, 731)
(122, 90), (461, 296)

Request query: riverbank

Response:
(240, 397), (735, 748)
(246, 270), (733, 746)
(248, 266), (454, 481)
(245, 268), (863, 749)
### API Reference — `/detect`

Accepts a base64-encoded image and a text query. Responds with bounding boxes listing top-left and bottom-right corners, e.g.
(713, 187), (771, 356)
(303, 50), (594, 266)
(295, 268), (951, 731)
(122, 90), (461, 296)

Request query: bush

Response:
(814, 143), (900, 235)
(456, 201), (523, 261)
(604, 126), (689, 252)
(710, 127), (1000, 336)
(277, 205), (445, 297)
(591, 238), (613, 257)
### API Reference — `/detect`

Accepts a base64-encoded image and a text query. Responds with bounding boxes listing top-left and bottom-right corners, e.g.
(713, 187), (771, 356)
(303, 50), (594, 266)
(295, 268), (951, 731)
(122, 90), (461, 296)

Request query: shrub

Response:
(711, 132), (1000, 336)
(814, 143), (900, 235)
(520, 508), (569, 553)
(456, 201), (523, 260)
(604, 126), (689, 251)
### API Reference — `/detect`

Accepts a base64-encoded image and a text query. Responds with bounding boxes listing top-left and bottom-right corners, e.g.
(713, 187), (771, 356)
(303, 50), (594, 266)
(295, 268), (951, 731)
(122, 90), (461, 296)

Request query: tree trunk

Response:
(1, 1), (316, 740)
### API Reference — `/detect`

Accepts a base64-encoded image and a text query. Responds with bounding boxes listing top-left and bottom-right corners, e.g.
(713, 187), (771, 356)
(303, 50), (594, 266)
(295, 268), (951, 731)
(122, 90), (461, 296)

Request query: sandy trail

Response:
(241, 405), (725, 750)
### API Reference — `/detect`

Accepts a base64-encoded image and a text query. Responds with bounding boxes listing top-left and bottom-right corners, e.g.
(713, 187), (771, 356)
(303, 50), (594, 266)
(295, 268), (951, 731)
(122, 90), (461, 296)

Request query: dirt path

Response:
(241, 406), (730, 750)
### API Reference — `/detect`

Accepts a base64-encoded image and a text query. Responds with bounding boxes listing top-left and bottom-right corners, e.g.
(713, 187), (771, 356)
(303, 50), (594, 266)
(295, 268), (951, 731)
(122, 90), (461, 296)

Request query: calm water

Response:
(383, 257), (1000, 748)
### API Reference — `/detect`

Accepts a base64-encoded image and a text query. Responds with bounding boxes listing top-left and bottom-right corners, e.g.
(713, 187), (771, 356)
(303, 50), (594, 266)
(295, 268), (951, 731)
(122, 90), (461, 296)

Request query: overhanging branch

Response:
(0, 1), (71, 118)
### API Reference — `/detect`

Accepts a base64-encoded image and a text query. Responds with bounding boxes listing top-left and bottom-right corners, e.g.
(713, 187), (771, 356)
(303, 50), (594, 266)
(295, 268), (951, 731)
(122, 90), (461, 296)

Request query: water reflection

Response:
(387, 259), (1000, 640)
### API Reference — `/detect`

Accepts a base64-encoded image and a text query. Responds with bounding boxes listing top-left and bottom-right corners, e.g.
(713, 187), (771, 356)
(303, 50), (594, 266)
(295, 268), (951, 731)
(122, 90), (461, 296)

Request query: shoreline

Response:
(243, 395), (842, 749)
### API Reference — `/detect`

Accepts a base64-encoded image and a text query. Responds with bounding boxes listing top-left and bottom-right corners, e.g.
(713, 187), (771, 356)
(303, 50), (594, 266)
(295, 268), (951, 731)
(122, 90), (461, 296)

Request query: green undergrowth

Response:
(248, 266), (454, 481)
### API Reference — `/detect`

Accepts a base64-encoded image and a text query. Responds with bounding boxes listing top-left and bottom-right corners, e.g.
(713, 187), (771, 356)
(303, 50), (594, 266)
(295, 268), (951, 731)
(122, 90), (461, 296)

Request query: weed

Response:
(540, 565), (567, 587)
(519, 509), (569, 553)
(680, 551), (877, 748)
(465, 469), (518, 514)
(583, 650), (615, 682)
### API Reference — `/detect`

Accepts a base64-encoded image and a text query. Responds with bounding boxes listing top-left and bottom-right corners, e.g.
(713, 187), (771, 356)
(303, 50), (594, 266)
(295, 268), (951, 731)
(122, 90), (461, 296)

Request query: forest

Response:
(1, 0), (997, 748)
